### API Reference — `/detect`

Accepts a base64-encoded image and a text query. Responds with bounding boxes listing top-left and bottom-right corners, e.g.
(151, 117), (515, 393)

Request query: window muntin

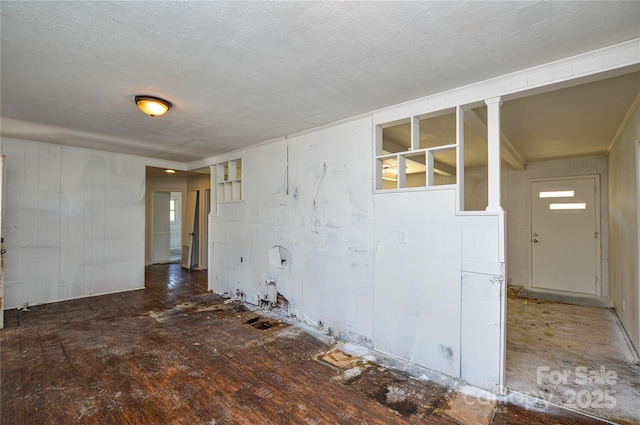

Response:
(376, 108), (458, 191)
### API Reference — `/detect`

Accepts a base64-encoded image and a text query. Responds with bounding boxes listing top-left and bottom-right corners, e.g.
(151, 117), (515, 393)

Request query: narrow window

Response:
(540, 190), (575, 198)
(170, 199), (176, 221)
(549, 203), (586, 210)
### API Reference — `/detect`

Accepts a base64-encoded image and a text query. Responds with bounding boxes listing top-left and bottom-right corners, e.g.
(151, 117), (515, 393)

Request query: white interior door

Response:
(182, 190), (198, 269)
(191, 191), (200, 269)
(169, 192), (182, 254)
(202, 189), (210, 268)
(531, 177), (599, 295)
(151, 192), (171, 263)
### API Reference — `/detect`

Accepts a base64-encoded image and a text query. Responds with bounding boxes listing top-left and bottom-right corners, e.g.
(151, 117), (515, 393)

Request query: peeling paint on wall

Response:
(208, 116), (504, 392)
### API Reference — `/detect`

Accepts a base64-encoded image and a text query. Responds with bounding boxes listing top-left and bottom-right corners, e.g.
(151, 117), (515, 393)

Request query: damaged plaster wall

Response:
(208, 116), (504, 391)
(1, 138), (145, 308)
(210, 118), (376, 341)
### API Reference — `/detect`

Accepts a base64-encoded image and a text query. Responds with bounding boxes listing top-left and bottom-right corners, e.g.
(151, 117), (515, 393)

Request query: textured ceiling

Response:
(502, 72), (640, 162)
(1, 1), (639, 163)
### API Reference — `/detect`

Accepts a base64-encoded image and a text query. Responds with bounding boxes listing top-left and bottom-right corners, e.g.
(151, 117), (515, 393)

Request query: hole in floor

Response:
(244, 316), (279, 330)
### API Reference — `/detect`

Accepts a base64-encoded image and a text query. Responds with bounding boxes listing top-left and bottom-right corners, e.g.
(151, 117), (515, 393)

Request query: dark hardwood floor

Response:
(0, 264), (610, 424)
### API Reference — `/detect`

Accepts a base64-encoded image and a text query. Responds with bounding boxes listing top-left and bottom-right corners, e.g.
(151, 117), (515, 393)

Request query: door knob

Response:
(533, 239), (539, 243)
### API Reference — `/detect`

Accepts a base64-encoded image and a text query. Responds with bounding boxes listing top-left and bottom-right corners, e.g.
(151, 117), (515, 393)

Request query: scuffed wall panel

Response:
(460, 213), (504, 391)
(373, 189), (462, 377)
(2, 139), (145, 308)
(3, 141), (62, 305)
(461, 271), (501, 390)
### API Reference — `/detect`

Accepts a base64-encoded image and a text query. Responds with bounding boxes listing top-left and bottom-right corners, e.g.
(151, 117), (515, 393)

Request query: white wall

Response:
(373, 190), (504, 391)
(608, 104), (640, 353)
(210, 118), (376, 340)
(374, 189), (462, 377)
(209, 117), (505, 391)
(500, 157), (609, 294)
(1, 138), (145, 308)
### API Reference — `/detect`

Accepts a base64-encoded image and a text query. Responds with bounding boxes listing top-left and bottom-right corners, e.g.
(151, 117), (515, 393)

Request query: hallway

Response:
(0, 265), (616, 424)
(507, 288), (640, 424)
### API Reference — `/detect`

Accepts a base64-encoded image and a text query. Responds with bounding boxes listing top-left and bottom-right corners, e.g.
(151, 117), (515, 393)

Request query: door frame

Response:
(527, 174), (602, 295)
(146, 188), (186, 266)
(150, 191), (171, 264)
(0, 156), (4, 329)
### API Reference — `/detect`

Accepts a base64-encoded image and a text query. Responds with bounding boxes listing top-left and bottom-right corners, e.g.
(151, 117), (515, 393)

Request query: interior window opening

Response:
(375, 103), (507, 216)
(461, 105), (489, 211)
(405, 152), (427, 188)
(419, 110), (457, 150)
(381, 119), (411, 154)
(380, 158), (399, 189)
(375, 108), (459, 191)
(433, 148), (457, 186)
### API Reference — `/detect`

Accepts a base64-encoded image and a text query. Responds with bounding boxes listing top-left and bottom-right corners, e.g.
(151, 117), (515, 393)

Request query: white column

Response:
(410, 116), (420, 151)
(209, 165), (216, 215)
(456, 105), (464, 211)
(485, 97), (503, 212)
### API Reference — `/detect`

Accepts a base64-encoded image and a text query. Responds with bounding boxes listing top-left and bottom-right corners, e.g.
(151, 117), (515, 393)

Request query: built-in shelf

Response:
(215, 158), (242, 203)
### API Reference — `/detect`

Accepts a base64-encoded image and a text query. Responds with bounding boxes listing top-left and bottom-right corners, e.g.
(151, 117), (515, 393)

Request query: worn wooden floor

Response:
(1, 265), (612, 424)
(507, 287), (640, 425)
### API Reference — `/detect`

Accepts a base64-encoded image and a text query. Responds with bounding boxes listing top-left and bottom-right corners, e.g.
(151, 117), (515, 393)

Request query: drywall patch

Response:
(318, 347), (359, 369)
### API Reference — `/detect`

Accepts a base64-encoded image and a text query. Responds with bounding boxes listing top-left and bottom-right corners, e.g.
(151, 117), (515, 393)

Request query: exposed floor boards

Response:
(1, 264), (614, 424)
(507, 287), (640, 425)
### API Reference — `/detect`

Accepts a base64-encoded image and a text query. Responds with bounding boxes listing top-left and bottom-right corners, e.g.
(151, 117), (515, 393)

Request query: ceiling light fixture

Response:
(133, 95), (172, 117)
(164, 169), (176, 174)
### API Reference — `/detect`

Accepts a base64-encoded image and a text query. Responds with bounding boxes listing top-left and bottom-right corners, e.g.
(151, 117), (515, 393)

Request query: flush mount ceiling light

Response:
(133, 95), (172, 117)
(164, 169), (176, 174)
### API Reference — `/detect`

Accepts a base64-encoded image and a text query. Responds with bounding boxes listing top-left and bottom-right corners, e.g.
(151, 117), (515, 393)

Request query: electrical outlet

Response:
(399, 231), (408, 244)
(59, 279), (66, 287)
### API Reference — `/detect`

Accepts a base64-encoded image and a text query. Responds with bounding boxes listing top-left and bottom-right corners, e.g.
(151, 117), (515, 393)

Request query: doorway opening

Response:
(499, 73), (640, 423)
(506, 171), (639, 423)
(182, 188), (211, 270)
(151, 191), (182, 264)
(145, 166), (211, 271)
